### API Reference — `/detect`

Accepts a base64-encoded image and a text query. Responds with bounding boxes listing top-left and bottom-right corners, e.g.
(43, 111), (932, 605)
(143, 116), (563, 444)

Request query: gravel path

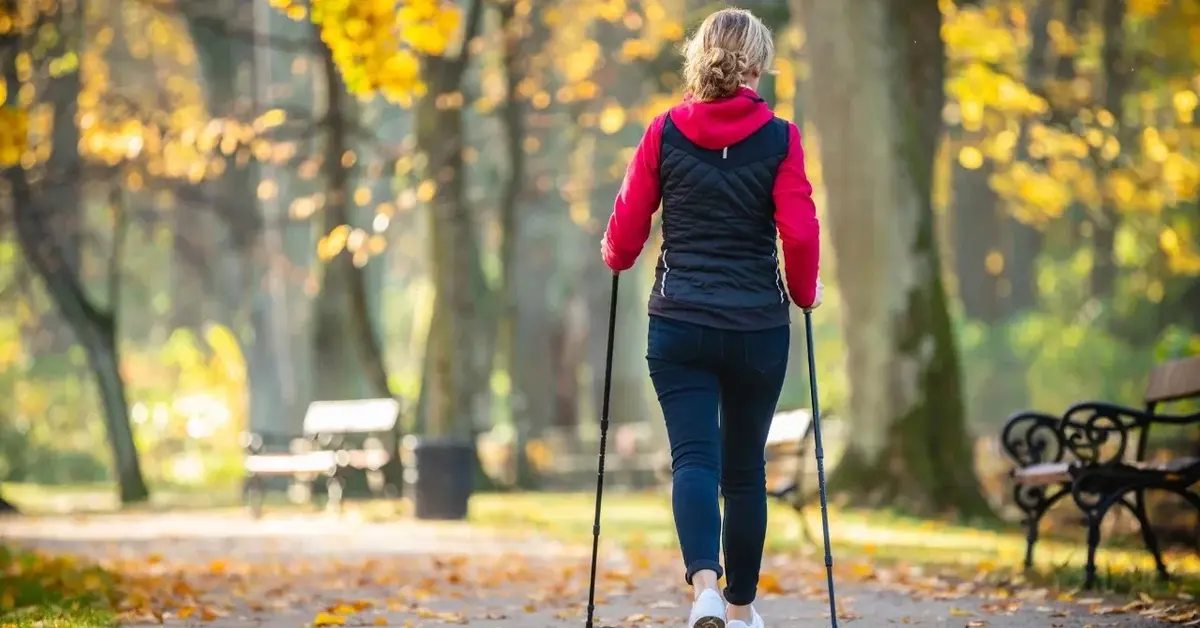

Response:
(0, 511), (1184, 627)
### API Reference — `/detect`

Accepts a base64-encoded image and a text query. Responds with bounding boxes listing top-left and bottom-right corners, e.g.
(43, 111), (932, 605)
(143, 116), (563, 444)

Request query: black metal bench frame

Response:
(1001, 355), (1200, 588)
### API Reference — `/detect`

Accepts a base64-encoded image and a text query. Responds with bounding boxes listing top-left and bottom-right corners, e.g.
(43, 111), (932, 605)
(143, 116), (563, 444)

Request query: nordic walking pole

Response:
(804, 309), (838, 627)
(585, 271), (620, 628)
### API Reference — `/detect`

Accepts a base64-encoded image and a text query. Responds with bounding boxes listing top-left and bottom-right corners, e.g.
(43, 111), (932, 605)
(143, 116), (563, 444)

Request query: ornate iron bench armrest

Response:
(1001, 410), (1069, 468)
(1059, 401), (1159, 465)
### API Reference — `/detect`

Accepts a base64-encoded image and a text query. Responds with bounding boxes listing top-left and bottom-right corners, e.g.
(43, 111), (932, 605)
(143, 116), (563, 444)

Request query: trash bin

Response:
(404, 436), (473, 520)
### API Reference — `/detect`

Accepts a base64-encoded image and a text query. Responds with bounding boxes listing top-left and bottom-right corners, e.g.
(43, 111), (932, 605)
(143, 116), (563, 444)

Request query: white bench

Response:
(765, 408), (813, 501)
(242, 398), (402, 517)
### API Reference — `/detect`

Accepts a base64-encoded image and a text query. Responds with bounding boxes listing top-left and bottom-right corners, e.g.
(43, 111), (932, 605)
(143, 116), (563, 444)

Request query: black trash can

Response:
(405, 436), (473, 520)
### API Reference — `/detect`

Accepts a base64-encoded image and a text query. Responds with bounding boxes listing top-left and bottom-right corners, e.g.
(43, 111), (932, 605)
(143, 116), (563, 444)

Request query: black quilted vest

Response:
(647, 114), (791, 331)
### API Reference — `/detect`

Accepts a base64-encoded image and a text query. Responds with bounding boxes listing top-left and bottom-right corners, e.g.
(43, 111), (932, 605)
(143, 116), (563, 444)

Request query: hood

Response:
(667, 87), (775, 150)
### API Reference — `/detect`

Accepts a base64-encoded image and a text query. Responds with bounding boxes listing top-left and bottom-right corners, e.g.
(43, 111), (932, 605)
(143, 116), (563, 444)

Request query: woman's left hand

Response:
(600, 235), (613, 268)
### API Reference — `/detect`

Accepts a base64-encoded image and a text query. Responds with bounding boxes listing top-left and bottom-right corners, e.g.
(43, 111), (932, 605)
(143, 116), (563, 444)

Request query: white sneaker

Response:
(688, 589), (726, 628)
(727, 606), (763, 628)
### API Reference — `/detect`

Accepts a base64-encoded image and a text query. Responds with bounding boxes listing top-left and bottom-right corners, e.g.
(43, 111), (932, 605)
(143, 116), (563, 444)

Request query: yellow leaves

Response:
(619, 38), (658, 61)
(984, 250), (1005, 276)
(758, 572), (785, 594)
(942, 3), (1020, 66)
(415, 179), (436, 202)
(253, 108), (288, 132)
(947, 62), (1046, 122)
(399, 1), (461, 55)
(1105, 170), (1139, 210)
(595, 0), (627, 23)
(598, 102), (626, 135)
(317, 225), (385, 266)
(274, 0), (461, 104)
(313, 611), (347, 625)
(1173, 90), (1198, 124)
(0, 106), (28, 166)
(173, 605), (223, 622)
(1128, 0), (1169, 18)
(1160, 225), (1200, 275)
(47, 51), (79, 78)
(958, 146), (984, 170)
(319, 224), (353, 262)
(561, 40), (602, 84)
(990, 162), (1072, 224)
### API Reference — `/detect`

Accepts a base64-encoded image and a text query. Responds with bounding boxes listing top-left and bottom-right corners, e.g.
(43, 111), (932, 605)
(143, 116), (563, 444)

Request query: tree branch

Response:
(106, 184), (128, 318)
(454, 0), (487, 74)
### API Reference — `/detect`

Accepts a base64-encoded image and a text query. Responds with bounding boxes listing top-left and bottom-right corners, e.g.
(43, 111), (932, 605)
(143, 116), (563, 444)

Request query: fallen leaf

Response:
(313, 611), (347, 626)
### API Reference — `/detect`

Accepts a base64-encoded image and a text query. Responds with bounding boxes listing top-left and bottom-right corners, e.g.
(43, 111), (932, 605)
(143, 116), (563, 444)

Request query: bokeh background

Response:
(0, 0), (1198, 528)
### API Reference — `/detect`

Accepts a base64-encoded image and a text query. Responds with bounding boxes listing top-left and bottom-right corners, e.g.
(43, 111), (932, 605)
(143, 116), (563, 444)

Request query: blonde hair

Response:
(682, 9), (774, 102)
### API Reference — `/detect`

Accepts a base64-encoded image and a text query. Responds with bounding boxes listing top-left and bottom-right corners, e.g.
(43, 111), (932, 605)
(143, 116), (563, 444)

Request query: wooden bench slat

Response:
(766, 409), (811, 447)
(341, 449), (392, 470)
(1013, 462), (1072, 486)
(245, 451), (337, 475)
(1144, 355), (1200, 405)
(302, 398), (401, 435)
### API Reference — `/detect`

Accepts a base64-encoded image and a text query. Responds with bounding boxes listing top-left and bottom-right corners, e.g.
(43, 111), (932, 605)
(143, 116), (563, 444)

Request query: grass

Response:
(1, 481), (245, 515)
(0, 546), (117, 627)
(465, 491), (1200, 595)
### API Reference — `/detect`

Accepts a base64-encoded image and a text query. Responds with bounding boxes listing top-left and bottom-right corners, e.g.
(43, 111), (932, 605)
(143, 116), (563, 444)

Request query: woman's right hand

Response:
(805, 278), (823, 311)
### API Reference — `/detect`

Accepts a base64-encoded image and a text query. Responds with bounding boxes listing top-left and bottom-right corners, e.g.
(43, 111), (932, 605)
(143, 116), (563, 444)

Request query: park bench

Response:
(764, 408), (813, 503)
(242, 398), (403, 518)
(652, 408), (814, 504)
(1001, 355), (1200, 588)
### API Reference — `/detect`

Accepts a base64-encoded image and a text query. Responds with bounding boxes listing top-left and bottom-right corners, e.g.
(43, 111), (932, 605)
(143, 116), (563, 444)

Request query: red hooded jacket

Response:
(601, 88), (820, 308)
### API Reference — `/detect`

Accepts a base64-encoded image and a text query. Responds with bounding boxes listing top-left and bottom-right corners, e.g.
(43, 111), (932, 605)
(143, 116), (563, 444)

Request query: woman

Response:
(600, 8), (822, 628)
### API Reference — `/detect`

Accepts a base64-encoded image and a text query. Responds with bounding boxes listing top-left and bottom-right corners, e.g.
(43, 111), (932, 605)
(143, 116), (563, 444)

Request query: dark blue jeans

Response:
(646, 315), (788, 606)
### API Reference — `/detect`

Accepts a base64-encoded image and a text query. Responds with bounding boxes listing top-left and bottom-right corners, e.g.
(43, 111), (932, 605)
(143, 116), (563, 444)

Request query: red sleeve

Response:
(774, 122), (820, 308)
(602, 113), (667, 272)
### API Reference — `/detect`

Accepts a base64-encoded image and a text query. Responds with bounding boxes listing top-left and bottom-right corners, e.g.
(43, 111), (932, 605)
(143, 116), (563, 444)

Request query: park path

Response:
(0, 511), (1188, 627)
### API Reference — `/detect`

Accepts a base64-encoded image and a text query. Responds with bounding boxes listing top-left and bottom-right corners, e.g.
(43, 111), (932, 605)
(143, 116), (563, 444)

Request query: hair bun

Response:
(696, 48), (747, 100)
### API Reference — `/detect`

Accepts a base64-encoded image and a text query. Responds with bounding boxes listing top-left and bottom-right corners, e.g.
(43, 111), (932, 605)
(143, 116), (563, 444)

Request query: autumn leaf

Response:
(313, 611), (347, 626)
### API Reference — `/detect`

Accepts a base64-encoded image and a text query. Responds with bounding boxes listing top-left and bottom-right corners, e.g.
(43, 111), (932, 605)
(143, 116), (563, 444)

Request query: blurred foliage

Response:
(944, 0), (1200, 279)
(0, 0), (1198, 502)
(271, 0), (460, 104)
(0, 308), (246, 488)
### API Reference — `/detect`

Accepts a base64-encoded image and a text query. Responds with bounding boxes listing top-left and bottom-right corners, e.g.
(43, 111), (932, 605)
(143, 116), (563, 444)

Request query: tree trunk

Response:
(584, 17), (658, 448)
(180, 4), (260, 330)
(188, 1), (303, 435)
(3, 13), (149, 504)
(414, 1), (493, 447)
(40, 0), (84, 354)
(1002, 0), (1054, 314)
(739, 0), (789, 108)
(9, 188), (149, 505)
(799, 0), (991, 517)
(951, 136), (1004, 322)
(1092, 0), (1128, 301)
(312, 36), (392, 402)
(496, 0), (539, 487)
